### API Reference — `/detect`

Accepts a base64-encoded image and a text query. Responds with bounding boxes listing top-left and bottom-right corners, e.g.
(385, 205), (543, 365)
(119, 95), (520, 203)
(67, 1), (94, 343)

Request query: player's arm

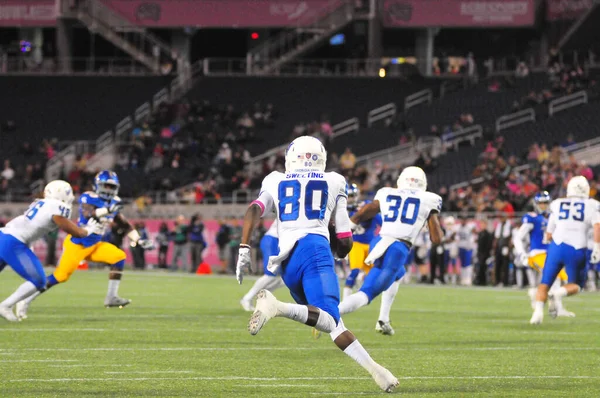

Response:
(513, 222), (533, 255)
(240, 203), (262, 247)
(350, 200), (380, 228)
(427, 212), (443, 245)
(545, 210), (557, 243)
(52, 215), (98, 238)
(591, 207), (600, 262)
(333, 195), (353, 258)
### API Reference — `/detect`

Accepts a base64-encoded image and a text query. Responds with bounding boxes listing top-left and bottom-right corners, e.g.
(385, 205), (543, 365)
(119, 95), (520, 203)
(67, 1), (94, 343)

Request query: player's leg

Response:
(459, 248), (474, 286)
(343, 242), (365, 299)
(530, 243), (564, 324)
(586, 250), (597, 291)
(240, 236), (282, 311)
(16, 236), (90, 320)
(340, 242), (409, 316)
(88, 242), (129, 307)
(0, 235), (47, 321)
(550, 247), (587, 312)
(376, 267), (405, 336)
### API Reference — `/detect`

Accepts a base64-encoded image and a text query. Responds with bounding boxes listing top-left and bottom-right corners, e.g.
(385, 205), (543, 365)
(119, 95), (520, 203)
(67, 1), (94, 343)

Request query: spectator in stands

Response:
(1, 160), (14, 182)
(562, 134), (576, 148)
(171, 215), (189, 272)
(156, 222), (170, 269)
(476, 221), (494, 286)
(189, 214), (206, 273)
(515, 61), (529, 78)
(493, 210), (512, 287)
(339, 147), (357, 171)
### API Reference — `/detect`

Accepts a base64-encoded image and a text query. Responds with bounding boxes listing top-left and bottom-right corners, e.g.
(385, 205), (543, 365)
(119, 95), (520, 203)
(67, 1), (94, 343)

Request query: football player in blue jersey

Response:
(343, 184), (382, 300)
(513, 191), (571, 315)
(15, 171), (154, 319)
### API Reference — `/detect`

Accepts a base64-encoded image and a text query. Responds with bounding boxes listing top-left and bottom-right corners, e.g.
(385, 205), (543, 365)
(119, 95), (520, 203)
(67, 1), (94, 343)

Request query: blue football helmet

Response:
(94, 170), (120, 200)
(347, 183), (360, 211)
(533, 191), (551, 214)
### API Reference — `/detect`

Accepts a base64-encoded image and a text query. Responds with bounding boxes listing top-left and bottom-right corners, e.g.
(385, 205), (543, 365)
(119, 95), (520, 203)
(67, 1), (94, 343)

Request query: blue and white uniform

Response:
(0, 198), (70, 289)
(260, 220), (279, 277)
(252, 169), (350, 323)
(357, 187), (442, 302)
(543, 197), (600, 288)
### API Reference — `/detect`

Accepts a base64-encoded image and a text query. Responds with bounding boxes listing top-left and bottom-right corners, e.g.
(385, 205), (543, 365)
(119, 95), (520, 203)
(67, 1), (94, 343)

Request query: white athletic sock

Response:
(342, 340), (378, 375)
(516, 267), (524, 288)
(378, 281), (400, 323)
(342, 287), (353, 300)
(451, 273), (458, 285)
(339, 291), (369, 315)
(526, 268), (537, 287)
(276, 302), (309, 323)
(534, 301), (544, 313)
(106, 280), (120, 299)
(267, 278), (285, 291)
(465, 266), (473, 285)
(242, 275), (275, 302)
(553, 286), (568, 298)
(24, 290), (41, 305)
(0, 281), (39, 308)
(314, 310), (337, 333)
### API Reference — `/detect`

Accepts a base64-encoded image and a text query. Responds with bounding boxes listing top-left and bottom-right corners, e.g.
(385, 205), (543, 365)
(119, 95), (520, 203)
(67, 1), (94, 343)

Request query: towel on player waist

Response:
(364, 236), (397, 265)
(266, 233), (307, 274)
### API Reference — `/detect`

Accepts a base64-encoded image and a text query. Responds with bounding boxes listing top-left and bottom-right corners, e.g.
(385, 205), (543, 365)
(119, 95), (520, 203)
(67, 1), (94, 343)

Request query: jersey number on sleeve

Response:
(278, 180), (328, 221)
(384, 195), (420, 225)
(558, 201), (585, 222)
(25, 201), (45, 220)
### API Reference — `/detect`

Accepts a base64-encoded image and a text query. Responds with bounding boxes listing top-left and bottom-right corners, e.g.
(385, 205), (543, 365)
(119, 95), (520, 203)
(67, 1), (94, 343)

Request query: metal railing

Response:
(548, 90), (588, 116)
(0, 56), (154, 76)
(354, 136), (441, 169)
(80, 0), (176, 73)
(404, 88), (433, 111)
(443, 125), (483, 152)
(367, 103), (396, 127)
(495, 108), (536, 133)
(249, 0), (355, 73)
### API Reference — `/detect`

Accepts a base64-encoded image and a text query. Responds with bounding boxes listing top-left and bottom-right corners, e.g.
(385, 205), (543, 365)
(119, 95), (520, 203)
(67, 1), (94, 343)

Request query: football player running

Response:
(235, 136), (399, 393)
(338, 166), (443, 335)
(15, 171), (154, 320)
(513, 191), (571, 315)
(0, 180), (103, 321)
(343, 183), (382, 300)
(239, 219), (284, 311)
(530, 176), (600, 324)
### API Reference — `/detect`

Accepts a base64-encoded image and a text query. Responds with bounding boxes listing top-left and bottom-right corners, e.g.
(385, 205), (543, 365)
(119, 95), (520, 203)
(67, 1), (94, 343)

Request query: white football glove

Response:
(137, 239), (155, 250)
(436, 245), (444, 255)
(349, 221), (358, 232)
(236, 246), (252, 284)
(519, 253), (529, 267)
(94, 202), (122, 218)
(591, 244), (600, 264)
(84, 218), (104, 236)
(501, 246), (509, 256)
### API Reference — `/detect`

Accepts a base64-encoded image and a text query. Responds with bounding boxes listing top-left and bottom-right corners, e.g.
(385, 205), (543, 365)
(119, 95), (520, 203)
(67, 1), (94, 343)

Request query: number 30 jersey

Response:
(374, 187), (442, 245)
(548, 198), (600, 250)
(253, 170), (351, 243)
(2, 198), (69, 245)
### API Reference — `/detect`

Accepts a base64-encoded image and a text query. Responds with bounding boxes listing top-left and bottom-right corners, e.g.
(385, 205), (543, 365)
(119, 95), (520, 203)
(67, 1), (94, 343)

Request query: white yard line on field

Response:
(7, 375), (600, 383)
(0, 359), (78, 363)
(48, 364), (133, 368)
(105, 371), (195, 374)
(0, 346), (599, 353)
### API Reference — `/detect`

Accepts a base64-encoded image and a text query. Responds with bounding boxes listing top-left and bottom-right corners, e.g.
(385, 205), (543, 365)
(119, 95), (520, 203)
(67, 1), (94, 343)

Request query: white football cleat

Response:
(556, 309), (576, 317)
(240, 299), (255, 312)
(527, 288), (537, 310)
(15, 300), (29, 321)
(375, 320), (395, 336)
(371, 363), (399, 393)
(104, 296), (131, 308)
(0, 306), (18, 322)
(530, 310), (543, 325)
(248, 289), (279, 336)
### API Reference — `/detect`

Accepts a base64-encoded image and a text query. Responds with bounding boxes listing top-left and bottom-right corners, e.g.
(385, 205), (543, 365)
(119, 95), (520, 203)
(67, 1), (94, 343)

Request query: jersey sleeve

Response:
(374, 188), (389, 204)
(425, 192), (443, 214)
(547, 201), (559, 234)
(252, 172), (277, 217)
(331, 173), (351, 237)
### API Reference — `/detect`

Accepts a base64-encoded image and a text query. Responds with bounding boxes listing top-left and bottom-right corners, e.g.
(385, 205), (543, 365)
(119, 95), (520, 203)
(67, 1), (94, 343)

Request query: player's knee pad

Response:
(329, 318), (347, 341)
(345, 269), (360, 287)
(111, 260), (125, 271)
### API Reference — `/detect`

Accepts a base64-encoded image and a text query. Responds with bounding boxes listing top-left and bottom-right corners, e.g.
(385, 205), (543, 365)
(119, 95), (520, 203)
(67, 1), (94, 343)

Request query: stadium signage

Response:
(0, 0), (56, 26)
(101, 0), (340, 27)
(382, 0), (536, 27)
(546, 0), (594, 21)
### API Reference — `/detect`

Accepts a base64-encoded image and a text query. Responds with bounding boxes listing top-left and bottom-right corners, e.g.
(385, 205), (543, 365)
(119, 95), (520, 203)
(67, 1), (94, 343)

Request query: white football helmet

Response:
(44, 180), (75, 206)
(285, 136), (327, 172)
(397, 166), (427, 191)
(444, 216), (456, 227)
(566, 175), (590, 198)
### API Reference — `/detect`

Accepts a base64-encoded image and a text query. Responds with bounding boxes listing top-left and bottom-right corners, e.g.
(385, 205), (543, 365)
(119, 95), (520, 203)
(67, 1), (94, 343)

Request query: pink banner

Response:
(382, 0), (536, 27)
(102, 0), (339, 27)
(0, 0), (57, 26)
(546, 0), (593, 21)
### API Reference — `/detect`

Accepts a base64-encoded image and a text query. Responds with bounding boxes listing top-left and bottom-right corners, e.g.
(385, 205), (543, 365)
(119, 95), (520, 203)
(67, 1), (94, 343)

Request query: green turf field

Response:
(0, 270), (599, 397)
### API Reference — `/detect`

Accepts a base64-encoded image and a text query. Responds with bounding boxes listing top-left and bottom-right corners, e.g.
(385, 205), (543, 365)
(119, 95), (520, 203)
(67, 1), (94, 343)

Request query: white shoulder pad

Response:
(423, 191), (443, 213)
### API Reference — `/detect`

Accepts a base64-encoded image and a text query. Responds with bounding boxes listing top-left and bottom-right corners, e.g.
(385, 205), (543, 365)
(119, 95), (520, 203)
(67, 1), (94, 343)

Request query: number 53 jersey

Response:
(254, 170), (349, 243)
(374, 187), (442, 245)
